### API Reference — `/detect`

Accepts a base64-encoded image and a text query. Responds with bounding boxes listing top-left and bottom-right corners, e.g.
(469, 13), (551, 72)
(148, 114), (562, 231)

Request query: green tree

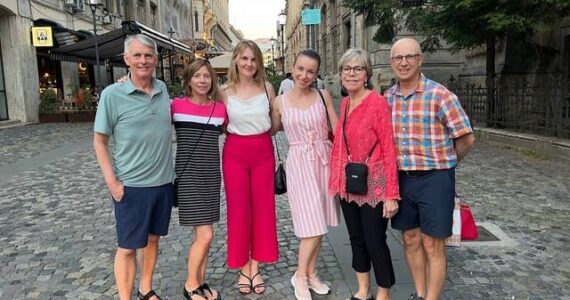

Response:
(344, 0), (570, 120)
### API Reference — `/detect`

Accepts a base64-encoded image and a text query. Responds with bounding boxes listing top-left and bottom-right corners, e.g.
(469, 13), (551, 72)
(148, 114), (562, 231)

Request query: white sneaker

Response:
(308, 272), (330, 295)
(291, 272), (312, 300)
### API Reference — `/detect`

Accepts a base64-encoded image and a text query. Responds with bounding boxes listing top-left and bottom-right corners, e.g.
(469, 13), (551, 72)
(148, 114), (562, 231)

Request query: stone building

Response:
(0, 0), (237, 124)
(283, 0), (466, 98)
(192, 0), (233, 55)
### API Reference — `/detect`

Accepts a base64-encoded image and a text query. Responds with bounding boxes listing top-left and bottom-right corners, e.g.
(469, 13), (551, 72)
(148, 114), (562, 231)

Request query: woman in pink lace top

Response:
(328, 48), (400, 300)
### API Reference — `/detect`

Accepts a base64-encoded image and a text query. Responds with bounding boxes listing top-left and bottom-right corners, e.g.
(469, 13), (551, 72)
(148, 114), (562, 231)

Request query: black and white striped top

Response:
(171, 97), (227, 226)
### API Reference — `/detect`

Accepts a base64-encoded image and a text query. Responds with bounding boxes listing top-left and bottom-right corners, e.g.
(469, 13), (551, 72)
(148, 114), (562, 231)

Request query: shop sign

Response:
(31, 27), (54, 47)
(301, 9), (321, 26)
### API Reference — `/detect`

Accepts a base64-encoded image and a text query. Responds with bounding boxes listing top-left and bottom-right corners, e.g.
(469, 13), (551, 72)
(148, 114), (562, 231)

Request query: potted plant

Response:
(38, 89), (67, 123)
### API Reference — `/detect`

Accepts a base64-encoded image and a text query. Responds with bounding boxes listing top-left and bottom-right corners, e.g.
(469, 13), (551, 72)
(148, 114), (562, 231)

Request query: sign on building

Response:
(301, 9), (321, 26)
(31, 27), (53, 47)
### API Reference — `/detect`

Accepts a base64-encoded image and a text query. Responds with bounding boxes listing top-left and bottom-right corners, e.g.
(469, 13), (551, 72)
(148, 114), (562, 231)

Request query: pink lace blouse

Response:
(328, 91), (400, 207)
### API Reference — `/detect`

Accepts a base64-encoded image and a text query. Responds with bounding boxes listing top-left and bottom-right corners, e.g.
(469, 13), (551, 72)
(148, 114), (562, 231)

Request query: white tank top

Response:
(226, 93), (271, 135)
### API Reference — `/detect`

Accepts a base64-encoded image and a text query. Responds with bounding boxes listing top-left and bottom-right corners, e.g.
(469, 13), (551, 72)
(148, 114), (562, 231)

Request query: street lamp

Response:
(277, 10), (287, 74)
(167, 27), (176, 83)
(88, 0), (103, 90)
(270, 37), (276, 71)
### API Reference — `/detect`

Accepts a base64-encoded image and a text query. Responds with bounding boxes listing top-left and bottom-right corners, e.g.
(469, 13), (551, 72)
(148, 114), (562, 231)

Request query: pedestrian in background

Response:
(315, 74), (325, 90)
(171, 59), (226, 300)
(219, 40), (278, 295)
(93, 34), (175, 300)
(271, 49), (339, 300)
(329, 48), (400, 300)
(386, 38), (475, 300)
(278, 72), (294, 95)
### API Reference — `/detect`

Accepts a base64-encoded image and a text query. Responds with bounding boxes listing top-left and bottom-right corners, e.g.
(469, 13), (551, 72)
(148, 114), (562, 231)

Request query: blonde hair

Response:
(227, 40), (267, 89)
(181, 59), (218, 100)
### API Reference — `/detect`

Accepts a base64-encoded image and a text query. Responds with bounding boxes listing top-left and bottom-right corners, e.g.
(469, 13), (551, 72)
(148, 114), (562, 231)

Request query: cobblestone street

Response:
(0, 123), (569, 299)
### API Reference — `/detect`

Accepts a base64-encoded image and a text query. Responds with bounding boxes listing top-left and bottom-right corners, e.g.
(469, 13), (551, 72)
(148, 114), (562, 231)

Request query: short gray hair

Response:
(338, 48), (374, 89)
(124, 34), (158, 55)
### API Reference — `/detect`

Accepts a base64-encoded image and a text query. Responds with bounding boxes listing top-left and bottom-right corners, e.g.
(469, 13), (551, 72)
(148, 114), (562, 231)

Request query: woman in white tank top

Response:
(219, 40), (278, 296)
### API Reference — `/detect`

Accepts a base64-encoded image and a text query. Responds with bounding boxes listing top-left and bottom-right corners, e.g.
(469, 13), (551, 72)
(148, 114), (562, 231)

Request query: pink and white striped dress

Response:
(281, 92), (340, 238)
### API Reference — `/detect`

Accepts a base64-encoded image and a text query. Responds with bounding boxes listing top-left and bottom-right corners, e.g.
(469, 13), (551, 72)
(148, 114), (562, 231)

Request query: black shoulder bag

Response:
(274, 135), (287, 195)
(173, 101), (217, 207)
(264, 85), (287, 195)
(343, 102), (377, 195)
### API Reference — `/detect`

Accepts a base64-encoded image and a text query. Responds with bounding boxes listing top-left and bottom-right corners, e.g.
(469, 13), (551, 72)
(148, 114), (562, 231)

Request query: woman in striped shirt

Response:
(272, 49), (340, 300)
(172, 59), (226, 300)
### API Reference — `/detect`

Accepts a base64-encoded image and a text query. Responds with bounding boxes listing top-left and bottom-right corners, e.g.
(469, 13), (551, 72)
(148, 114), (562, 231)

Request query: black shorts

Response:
(391, 168), (455, 239)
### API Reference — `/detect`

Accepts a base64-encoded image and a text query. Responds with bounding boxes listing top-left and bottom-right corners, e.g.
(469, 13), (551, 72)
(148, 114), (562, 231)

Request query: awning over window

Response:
(50, 21), (191, 66)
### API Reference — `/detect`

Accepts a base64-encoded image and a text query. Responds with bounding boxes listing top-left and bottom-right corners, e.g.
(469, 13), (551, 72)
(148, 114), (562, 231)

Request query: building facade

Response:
(0, 0), (38, 122)
(192, 0), (233, 55)
(283, 0), (467, 99)
(0, 0), (201, 124)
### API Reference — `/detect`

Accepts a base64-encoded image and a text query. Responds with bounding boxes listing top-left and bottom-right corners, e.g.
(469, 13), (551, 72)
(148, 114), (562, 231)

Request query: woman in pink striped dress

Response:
(272, 49), (340, 300)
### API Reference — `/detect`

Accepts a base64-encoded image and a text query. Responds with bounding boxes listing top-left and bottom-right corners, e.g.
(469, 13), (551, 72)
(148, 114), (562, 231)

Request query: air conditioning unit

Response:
(64, 0), (76, 8)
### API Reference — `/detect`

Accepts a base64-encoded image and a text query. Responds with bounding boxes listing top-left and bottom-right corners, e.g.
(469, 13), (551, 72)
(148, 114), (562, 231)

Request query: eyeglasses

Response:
(341, 65), (366, 75)
(390, 54), (421, 64)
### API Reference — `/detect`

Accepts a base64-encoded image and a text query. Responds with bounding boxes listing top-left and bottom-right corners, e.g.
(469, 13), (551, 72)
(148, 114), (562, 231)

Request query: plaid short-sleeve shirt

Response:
(384, 74), (473, 171)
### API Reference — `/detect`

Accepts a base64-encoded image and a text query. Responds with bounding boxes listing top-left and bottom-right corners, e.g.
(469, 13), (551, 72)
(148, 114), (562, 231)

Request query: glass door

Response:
(0, 41), (8, 120)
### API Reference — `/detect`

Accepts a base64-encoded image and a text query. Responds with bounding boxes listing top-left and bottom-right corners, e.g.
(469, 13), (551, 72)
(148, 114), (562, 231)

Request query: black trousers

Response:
(341, 200), (395, 288)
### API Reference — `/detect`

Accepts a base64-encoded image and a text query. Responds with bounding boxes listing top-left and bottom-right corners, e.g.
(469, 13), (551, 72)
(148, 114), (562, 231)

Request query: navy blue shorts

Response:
(391, 168), (455, 239)
(113, 183), (174, 249)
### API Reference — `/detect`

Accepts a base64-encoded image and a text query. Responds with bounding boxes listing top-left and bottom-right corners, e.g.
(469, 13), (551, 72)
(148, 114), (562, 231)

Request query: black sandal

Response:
(137, 290), (162, 300)
(183, 286), (207, 300)
(200, 283), (222, 300)
(251, 272), (267, 295)
(237, 271), (252, 295)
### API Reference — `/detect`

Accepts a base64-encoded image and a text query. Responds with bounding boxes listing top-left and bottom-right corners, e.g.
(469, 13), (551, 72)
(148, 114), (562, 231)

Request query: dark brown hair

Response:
(294, 49), (321, 71)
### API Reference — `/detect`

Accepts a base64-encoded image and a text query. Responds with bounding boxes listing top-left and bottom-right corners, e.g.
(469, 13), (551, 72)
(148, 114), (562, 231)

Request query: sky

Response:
(229, 0), (286, 40)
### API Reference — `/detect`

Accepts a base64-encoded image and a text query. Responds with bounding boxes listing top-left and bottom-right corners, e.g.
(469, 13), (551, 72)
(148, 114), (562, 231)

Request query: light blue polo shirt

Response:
(94, 78), (175, 187)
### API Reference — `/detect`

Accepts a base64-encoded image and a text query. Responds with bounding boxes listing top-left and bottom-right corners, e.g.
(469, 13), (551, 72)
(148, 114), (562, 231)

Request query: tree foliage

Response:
(343, 0), (570, 52)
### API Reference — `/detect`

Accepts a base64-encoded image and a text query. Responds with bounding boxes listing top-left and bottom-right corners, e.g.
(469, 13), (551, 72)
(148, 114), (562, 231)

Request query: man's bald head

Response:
(390, 38), (422, 57)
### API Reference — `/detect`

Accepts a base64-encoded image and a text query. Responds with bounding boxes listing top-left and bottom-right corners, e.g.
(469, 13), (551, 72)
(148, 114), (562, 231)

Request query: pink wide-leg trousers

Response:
(222, 132), (278, 268)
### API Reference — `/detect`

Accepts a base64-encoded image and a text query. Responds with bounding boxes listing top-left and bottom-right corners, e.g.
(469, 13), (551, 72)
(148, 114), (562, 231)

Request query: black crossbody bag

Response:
(173, 102), (217, 207)
(343, 102), (377, 195)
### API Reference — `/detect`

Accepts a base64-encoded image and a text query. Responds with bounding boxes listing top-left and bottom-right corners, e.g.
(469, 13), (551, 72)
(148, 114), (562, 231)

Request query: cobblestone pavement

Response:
(0, 124), (350, 300)
(0, 123), (93, 167)
(1, 123), (569, 299)
(437, 141), (570, 300)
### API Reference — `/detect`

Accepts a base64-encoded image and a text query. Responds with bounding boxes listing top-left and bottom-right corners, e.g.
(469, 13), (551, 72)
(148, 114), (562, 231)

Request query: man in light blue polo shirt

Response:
(94, 34), (175, 300)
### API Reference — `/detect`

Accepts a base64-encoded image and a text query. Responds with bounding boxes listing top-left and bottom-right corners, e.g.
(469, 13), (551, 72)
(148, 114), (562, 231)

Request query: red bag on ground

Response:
(460, 203), (478, 240)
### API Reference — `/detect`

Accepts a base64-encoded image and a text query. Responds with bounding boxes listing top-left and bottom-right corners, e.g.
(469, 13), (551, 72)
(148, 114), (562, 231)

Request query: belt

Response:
(289, 138), (330, 165)
(399, 170), (435, 177)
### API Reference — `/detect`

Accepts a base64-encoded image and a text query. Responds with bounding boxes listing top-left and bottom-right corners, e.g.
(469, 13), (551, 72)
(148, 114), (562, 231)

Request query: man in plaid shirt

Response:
(384, 38), (476, 300)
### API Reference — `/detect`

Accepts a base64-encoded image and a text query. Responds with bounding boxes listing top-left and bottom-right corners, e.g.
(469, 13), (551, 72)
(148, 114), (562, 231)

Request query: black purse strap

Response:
(316, 89), (332, 131)
(175, 101), (217, 180)
(342, 101), (377, 162)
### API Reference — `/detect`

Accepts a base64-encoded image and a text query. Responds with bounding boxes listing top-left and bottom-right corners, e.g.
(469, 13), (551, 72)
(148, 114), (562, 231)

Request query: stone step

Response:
(0, 119), (22, 129)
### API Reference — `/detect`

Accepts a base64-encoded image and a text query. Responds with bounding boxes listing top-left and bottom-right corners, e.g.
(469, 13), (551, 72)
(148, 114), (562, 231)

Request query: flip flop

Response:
(201, 283), (222, 300)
